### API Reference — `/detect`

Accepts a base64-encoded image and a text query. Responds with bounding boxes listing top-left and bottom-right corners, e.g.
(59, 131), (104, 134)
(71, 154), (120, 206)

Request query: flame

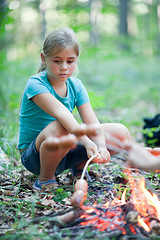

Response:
(129, 176), (160, 221)
(138, 215), (150, 232)
(80, 173), (160, 235)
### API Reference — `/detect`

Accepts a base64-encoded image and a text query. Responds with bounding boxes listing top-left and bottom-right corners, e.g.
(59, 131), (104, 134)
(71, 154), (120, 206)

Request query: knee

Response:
(117, 123), (131, 141)
(48, 121), (68, 137)
(102, 123), (131, 142)
(36, 121), (69, 152)
(40, 134), (77, 152)
(40, 136), (60, 151)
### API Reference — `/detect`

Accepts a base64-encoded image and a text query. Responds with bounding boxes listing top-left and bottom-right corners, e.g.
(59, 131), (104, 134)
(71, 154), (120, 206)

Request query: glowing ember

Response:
(80, 174), (160, 236)
(81, 203), (126, 232)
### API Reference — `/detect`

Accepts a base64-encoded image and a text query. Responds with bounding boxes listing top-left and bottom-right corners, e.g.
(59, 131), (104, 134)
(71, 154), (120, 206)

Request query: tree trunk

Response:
(37, 0), (46, 40)
(0, 0), (5, 10)
(40, 0), (46, 40)
(119, 0), (129, 36)
(88, 0), (102, 46)
(0, 0), (6, 29)
(0, 0), (6, 50)
(151, 0), (160, 53)
(118, 0), (130, 50)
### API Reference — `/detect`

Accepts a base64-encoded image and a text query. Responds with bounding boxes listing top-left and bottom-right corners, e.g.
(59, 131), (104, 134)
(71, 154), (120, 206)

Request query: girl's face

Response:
(41, 47), (78, 84)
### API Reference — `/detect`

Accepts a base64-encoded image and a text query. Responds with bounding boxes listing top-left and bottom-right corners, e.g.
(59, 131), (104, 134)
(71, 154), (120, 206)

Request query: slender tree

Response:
(0, 0), (6, 50)
(0, 0), (6, 30)
(89, 0), (102, 46)
(39, 0), (46, 40)
(118, 0), (130, 50)
(119, 0), (129, 36)
(152, 0), (160, 53)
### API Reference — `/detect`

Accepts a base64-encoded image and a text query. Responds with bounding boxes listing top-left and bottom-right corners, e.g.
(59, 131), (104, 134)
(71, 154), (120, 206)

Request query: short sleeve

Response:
(76, 82), (90, 107)
(26, 77), (50, 100)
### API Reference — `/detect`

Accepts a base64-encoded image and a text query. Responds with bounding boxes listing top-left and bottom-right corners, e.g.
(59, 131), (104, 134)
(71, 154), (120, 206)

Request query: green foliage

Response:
(0, 5), (14, 33)
(88, 92), (105, 109)
(0, 57), (36, 158)
(53, 188), (71, 203)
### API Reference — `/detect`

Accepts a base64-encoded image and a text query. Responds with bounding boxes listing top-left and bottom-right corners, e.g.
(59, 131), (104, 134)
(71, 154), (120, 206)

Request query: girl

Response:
(18, 27), (131, 191)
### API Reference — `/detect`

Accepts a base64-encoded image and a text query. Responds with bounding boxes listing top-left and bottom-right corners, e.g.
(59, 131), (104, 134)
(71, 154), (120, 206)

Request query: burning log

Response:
(123, 202), (139, 223)
(125, 210), (139, 224)
(31, 208), (84, 227)
(59, 225), (122, 239)
(150, 219), (160, 235)
(55, 208), (84, 226)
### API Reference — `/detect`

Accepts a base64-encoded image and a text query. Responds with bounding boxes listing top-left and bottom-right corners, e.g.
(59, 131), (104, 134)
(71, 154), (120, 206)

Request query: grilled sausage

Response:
(75, 179), (88, 193)
(71, 190), (87, 208)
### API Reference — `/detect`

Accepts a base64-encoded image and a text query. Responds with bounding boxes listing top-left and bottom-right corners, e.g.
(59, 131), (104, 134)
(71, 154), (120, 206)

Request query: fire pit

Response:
(77, 171), (160, 238)
(51, 170), (160, 240)
(31, 149), (160, 239)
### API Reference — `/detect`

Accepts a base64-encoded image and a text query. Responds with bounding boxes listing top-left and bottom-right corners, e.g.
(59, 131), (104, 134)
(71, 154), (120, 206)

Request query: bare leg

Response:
(101, 123), (131, 155)
(35, 122), (103, 181)
(72, 123), (131, 172)
(35, 121), (74, 182)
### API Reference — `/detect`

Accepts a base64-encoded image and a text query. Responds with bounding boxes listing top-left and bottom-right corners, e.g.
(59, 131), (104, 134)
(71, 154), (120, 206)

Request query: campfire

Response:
(78, 170), (160, 238)
(31, 134), (160, 239)
(31, 159), (160, 239)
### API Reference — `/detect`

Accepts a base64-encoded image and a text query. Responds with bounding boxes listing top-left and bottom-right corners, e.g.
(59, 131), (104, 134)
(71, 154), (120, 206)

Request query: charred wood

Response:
(125, 210), (139, 223)
(30, 208), (84, 227)
(150, 219), (160, 235)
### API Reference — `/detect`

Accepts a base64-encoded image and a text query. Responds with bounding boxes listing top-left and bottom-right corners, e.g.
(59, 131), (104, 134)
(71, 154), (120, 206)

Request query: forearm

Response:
(32, 93), (82, 134)
(78, 103), (106, 148)
(56, 108), (81, 134)
(89, 125), (106, 149)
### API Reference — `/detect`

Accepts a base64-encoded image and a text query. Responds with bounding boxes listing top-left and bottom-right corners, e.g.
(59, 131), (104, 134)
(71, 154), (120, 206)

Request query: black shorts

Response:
(20, 138), (88, 176)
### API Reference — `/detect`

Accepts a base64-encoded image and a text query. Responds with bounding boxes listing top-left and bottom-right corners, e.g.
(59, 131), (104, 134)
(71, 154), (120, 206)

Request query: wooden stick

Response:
(80, 154), (97, 180)
(31, 208), (84, 227)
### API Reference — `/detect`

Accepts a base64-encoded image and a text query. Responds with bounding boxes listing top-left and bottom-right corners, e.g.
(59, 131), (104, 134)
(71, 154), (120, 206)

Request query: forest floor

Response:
(1, 146), (160, 240)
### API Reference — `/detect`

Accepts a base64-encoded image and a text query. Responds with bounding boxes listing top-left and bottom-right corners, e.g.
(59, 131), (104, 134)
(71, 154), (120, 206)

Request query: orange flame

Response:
(80, 171), (160, 234)
(138, 215), (150, 232)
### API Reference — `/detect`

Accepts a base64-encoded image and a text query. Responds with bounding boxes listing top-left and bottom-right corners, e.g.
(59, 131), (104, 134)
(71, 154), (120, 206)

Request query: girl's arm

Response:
(32, 92), (98, 157)
(32, 92), (84, 133)
(78, 102), (105, 145)
(77, 102), (110, 163)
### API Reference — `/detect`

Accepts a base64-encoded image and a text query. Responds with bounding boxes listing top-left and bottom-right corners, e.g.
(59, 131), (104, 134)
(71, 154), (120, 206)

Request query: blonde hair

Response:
(38, 27), (80, 73)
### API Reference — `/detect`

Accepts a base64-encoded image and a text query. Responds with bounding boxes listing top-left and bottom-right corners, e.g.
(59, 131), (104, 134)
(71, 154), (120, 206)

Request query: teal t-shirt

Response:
(18, 70), (90, 149)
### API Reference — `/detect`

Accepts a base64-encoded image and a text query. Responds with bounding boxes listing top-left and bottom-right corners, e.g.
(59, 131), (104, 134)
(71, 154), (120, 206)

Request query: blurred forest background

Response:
(1, 0), (160, 158)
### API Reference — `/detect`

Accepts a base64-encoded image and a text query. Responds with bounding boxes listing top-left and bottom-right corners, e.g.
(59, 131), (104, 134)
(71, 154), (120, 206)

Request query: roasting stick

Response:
(71, 154), (98, 208)
(71, 131), (129, 208)
(71, 149), (127, 208)
(80, 154), (98, 180)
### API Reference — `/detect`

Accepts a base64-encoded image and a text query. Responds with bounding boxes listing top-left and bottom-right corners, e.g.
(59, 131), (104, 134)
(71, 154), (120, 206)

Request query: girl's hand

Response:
(93, 147), (110, 164)
(85, 140), (98, 159)
(79, 135), (98, 159)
